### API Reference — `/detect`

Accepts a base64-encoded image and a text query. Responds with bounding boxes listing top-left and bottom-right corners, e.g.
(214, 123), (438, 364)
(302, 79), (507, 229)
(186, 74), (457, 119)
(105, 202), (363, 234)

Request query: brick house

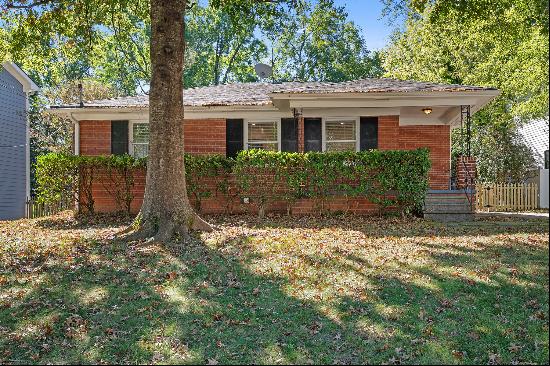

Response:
(49, 78), (499, 217)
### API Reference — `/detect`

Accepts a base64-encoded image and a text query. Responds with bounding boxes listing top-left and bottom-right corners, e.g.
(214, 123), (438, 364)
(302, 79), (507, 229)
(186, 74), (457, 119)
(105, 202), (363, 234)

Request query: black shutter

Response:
(360, 117), (378, 151)
(281, 118), (298, 152)
(226, 119), (244, 158)
(111, 120), (129, 155)
(304, 118), (322, 152)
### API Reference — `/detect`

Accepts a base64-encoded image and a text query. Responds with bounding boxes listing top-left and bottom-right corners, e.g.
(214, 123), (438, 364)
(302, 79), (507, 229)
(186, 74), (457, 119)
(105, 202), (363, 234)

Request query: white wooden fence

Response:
(476, 183), (539, 211)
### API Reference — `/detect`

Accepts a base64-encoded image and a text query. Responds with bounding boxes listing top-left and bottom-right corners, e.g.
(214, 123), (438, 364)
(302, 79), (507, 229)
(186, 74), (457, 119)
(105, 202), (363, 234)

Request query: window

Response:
(131, 122), (149, 158)
(246, 121), (279, 151)
(324, 119), (358, 152)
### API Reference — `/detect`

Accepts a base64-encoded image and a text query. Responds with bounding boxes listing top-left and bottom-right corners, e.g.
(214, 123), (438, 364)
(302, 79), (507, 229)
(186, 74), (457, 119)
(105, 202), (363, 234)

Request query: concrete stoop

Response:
(423, 190), (475, 222)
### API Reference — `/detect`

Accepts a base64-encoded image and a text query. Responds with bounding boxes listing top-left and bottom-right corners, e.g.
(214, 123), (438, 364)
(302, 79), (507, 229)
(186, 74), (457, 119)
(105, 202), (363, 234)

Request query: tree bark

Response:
(132, 0), (212, 243)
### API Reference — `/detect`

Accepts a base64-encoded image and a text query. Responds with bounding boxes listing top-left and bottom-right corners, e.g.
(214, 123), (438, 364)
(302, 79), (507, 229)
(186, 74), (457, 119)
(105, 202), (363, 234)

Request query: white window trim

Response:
(129, 120), (149, 157)
(322, 117), (360, 152)
(243, 119), (281, 151)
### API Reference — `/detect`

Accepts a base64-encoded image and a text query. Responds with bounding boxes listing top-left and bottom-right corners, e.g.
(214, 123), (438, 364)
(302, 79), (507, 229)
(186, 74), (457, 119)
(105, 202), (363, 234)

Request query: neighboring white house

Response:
(0, 62), (39, 220)
(520, 119), (549, 209)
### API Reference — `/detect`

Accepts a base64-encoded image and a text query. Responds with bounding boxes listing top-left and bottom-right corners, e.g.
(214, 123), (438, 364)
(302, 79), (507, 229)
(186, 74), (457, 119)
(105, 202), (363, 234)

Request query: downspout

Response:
(69, 113), (80, 212)
(69, 112), (80, 155)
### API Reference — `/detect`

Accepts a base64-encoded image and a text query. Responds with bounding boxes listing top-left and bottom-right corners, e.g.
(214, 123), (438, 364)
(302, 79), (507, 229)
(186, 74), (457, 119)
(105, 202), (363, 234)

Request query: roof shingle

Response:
(51, 78), (497, 109)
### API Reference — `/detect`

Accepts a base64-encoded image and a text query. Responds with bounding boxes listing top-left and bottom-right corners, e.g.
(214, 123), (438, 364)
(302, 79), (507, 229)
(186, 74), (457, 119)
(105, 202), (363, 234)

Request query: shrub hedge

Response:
(35, 148), (431, 216)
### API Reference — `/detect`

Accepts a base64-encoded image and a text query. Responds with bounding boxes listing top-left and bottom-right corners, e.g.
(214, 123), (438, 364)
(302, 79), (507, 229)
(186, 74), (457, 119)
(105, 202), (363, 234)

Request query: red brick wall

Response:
(183, 119), (226, 155)
(79, 120), (111, 156)
(78, 119), (224, 213)
(398, 125), (450, 190)
(79, 119), (226, 156)
(78, 116), (451, 213)
(378, 115), (401, 150)
(175, 175), (381, 216)
(377, 116), (450, 190)
(456, 156), (476, 189)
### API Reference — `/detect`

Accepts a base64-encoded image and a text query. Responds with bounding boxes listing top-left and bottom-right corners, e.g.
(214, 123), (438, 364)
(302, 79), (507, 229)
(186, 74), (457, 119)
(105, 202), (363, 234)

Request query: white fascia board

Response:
(47, 104), (293, 121)
(301, 107), (400, 118)
(289, 96), (485, 109)
(270, 90), (500, 100)
(2, 62), (40, 93)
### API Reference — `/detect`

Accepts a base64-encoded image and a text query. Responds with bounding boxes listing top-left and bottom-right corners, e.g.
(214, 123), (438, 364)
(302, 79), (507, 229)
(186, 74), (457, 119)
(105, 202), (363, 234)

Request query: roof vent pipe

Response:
(78, 82), (84, 107)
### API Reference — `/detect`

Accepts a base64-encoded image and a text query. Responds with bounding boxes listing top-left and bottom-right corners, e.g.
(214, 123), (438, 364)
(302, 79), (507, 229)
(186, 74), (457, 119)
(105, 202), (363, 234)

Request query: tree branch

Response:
(222, 37), (245, 84)
(5, 0), (60, 10)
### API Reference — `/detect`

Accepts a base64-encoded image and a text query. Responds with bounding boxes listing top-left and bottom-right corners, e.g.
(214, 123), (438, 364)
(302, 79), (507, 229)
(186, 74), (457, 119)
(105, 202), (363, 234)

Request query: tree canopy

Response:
(1, 0), (381, 94)
(382, 0), (549, 182)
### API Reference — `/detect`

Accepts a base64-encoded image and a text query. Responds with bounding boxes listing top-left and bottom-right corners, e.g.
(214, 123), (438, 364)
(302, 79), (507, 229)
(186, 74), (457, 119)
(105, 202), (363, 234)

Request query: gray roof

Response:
(51, 78), (497, 109)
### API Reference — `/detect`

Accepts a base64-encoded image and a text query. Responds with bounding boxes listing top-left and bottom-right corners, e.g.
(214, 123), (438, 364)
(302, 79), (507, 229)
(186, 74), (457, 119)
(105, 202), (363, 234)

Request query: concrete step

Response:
(423, 190), (475, 220)
(425, 196), (470, 204)
(424, 212), (474, 222)
(424, 203), (473, 214)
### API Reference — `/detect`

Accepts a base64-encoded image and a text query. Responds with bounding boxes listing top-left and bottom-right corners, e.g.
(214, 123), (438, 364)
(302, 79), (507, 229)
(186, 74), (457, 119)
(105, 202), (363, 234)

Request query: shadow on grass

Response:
(1, 214), (548, 364)
(35, 212), (132, 231)
(205, 213), (549, 239)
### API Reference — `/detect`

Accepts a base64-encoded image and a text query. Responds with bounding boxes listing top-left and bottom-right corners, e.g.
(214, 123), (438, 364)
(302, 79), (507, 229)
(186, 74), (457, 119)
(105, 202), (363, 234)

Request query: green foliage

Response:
(382, 0), (549, 182)
(2, 0), (381, 92)
(451, 122), (538, 183)
(184, 4), (268, 87)
(267, 0), (383, 82)
(35, 153), (146, 214)
(234, 149), (431, 216)
(99, 154), (146, 214)
(184, 154), (235, 212)
(36, 150), (430, 217)
(35, 153), (79, 204)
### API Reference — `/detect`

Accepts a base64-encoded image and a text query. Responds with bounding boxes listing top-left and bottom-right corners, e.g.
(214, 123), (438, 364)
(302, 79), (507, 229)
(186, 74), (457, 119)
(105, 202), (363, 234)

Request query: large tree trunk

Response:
(132, 0), (212, 242)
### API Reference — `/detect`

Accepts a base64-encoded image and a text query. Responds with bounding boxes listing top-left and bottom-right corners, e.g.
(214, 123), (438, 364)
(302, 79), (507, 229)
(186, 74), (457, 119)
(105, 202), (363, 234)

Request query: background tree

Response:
(98, 10), (152, 94)
(90, 0), (382, 88)
(184, 3), (268, 87)
(267, 0), (383, 81)
(382, 0), (549, 182)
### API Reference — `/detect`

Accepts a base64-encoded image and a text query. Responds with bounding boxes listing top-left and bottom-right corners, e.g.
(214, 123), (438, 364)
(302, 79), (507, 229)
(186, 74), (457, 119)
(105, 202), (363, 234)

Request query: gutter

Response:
(68, 112), (80, 155)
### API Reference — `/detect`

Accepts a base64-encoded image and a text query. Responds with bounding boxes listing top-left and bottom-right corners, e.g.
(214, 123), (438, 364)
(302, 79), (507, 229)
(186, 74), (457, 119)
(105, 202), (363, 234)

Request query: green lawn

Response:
(1, 212), (548, 364)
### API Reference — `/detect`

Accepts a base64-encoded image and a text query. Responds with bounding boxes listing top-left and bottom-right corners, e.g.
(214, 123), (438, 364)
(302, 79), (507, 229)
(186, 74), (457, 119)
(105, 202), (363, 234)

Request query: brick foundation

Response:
(456, 156), (476, 189)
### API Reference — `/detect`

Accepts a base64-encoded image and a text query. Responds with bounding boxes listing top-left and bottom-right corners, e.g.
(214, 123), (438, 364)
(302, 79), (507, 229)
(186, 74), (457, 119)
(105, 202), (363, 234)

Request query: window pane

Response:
(133, 144), (149, 158)
(133, 123), (149, 144)
(326, 120), (356, 141)
(326, 142), (356, 152)
(247, 142), (278, 151)
(248, 121), (277, 142)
